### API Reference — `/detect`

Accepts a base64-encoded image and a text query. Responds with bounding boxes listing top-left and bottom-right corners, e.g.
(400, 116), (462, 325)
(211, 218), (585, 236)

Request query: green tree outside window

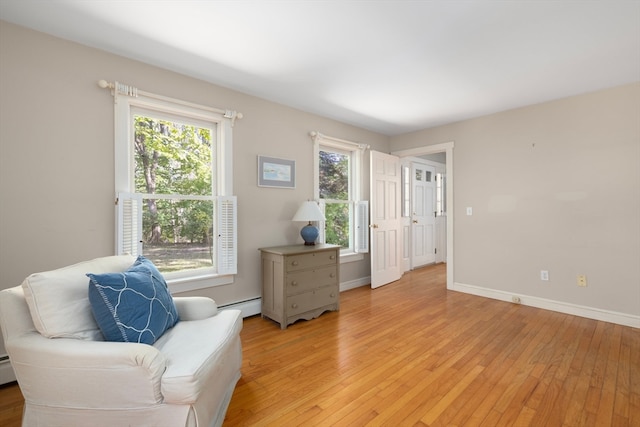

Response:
(133, 116), (214, 272)
(319, 150), (350, 248)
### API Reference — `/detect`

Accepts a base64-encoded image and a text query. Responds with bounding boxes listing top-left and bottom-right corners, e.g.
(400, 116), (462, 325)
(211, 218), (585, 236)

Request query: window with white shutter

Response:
(312, 132), (369, 259)
(109, 82), (239, 289)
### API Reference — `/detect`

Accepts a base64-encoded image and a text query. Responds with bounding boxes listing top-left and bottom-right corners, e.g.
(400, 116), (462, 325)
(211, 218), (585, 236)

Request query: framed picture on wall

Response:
(258, 155), (296, 188)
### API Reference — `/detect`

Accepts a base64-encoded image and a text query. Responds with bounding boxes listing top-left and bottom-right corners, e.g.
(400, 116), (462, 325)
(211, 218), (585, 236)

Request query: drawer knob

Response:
(292, 261), (299, 266)
(291, 281), (298, 286)
(292, 303), (298, 309)
(329, 255), (335, 260)
(330, 293), (336, 298)
(330, 273), (335, 278)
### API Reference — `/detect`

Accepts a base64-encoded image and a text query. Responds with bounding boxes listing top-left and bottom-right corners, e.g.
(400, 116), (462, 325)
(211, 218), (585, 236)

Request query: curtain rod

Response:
(309, 131), (370, 151)
(97, 80), (243, 123)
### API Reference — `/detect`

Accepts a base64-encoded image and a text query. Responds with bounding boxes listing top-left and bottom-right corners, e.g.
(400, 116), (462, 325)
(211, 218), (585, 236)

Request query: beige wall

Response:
(0, 21), (389, 307)
(391, 83), (640, 317)
(1, 17), (638, 340)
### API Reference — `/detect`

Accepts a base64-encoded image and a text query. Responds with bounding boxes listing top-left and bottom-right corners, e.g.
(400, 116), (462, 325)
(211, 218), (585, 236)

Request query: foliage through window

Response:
(134, 116), (215, 272)
(313, 132), (368, 256)
(319, 149), (351, 248)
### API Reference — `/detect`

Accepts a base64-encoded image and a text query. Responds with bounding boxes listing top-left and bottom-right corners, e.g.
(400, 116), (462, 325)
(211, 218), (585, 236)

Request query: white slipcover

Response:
(0, 256), (242, 427)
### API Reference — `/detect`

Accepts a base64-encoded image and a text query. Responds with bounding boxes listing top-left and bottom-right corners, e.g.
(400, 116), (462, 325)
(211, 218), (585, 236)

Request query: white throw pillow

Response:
(22, 255), (136, 340)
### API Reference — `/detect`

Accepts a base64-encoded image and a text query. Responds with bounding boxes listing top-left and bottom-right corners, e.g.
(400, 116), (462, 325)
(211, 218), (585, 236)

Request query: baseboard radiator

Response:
(219, 297), (261, 318)
(0, 354), (17, 385)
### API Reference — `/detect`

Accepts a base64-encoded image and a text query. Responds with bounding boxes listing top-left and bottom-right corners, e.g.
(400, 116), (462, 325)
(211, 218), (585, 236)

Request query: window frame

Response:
(312, 132), (369, 262)
(113, 88), (237, 291)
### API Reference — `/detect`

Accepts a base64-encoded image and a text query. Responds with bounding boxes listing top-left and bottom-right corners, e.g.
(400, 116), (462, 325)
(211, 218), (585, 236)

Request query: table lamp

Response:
(292, 201), (325, 245)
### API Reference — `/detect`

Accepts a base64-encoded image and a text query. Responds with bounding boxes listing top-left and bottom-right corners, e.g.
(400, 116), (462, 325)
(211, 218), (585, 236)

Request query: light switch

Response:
(466, 207), (473, 216)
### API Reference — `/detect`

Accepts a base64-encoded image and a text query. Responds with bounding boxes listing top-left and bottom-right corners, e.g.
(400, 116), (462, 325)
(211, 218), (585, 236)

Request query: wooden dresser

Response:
(260, 244), (340, 329)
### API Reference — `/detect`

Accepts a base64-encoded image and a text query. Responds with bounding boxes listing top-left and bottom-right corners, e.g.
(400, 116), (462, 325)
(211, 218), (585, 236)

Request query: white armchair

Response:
(0, 255), (242, 427)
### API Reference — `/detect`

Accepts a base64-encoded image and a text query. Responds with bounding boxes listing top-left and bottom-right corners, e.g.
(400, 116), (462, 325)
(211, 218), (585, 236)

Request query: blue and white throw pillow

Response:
(87, 256), (179, 345)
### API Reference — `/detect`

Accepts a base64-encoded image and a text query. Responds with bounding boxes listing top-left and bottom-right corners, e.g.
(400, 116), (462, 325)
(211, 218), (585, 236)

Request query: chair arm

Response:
(7, 332), (167, 408)
(173, 296), (218, 320)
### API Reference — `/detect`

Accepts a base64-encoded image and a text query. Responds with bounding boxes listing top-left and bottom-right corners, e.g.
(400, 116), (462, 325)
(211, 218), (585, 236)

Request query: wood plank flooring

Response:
(1, 263), (638, 426)
(223, 264), (639, 426)
(0, 380), (23, 426)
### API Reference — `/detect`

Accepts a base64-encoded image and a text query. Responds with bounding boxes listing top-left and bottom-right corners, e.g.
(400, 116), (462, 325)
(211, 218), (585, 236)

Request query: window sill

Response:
(168, 273), (234, 294)
(339, 252), (365, 263)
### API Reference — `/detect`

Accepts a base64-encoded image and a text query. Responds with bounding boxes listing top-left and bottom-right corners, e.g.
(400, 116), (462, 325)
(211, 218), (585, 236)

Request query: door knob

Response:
(412, 220), (418, 224)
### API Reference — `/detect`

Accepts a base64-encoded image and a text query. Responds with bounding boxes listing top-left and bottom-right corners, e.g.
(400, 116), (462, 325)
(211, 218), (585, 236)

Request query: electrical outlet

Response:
(540, 270), (549, 281)
(577, 275), (587, 287)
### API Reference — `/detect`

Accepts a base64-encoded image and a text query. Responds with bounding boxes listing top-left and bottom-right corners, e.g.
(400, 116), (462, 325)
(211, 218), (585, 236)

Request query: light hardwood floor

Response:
(1, 264), (638, 426)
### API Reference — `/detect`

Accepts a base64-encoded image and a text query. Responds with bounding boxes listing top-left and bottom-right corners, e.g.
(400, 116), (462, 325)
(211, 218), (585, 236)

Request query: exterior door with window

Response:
(370, 151), (402, 288)
(411, 162), (436, 268)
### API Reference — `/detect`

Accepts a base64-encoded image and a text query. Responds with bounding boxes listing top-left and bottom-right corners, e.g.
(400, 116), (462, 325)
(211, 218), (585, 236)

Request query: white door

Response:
(411, 163), (436, 268)
(370, 151), (402, 288)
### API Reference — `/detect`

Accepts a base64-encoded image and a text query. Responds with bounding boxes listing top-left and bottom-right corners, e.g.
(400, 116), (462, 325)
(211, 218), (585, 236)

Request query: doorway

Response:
(392, 142), (454, 290)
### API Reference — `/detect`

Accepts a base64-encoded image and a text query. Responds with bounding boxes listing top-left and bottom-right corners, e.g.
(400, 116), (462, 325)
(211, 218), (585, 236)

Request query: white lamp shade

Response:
(292, 201), (325, 222)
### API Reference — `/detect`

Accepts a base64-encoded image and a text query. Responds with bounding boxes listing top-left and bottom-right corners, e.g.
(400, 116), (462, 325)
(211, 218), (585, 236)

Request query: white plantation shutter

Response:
(216, 196), (237, 275)
(355, 200), (369, 253)
(317, 199), (326, 244)
(116, 192), (142, 257)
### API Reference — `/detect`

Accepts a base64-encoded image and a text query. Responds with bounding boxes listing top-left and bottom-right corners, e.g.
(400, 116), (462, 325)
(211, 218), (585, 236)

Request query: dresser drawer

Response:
(286, 286), (339, 316)
(285, 250), (338, 272)
(286, 265), (337, 295)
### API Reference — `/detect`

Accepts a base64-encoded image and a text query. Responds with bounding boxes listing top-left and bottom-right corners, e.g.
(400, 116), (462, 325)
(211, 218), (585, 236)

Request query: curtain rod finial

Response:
(309, 131), (320, 143)
(97, 80), (111, 89)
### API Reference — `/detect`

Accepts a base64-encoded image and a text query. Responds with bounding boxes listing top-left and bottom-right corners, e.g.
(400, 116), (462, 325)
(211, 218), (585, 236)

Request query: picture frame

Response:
(258, 155), (296, 188)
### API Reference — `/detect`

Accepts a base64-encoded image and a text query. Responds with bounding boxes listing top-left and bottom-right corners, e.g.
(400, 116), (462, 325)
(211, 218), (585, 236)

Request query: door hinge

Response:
(435, 248), (437, 254)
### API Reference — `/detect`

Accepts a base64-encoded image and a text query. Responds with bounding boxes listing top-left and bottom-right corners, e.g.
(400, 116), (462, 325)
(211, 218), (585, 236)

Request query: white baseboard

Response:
(452, 282), (640, 329)
(212, 279), (640, 328)
(0, 359), (16, 385)
(340, 276), (371, 292)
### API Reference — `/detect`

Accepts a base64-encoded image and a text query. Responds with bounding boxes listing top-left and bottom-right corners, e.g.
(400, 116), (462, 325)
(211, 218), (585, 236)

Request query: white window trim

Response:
(310, 131), (369, 262)
(109, 81), (240, 292)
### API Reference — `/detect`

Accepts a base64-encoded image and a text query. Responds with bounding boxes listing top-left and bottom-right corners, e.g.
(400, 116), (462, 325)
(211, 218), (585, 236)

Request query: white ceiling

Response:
(1, 1), (639, 135)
